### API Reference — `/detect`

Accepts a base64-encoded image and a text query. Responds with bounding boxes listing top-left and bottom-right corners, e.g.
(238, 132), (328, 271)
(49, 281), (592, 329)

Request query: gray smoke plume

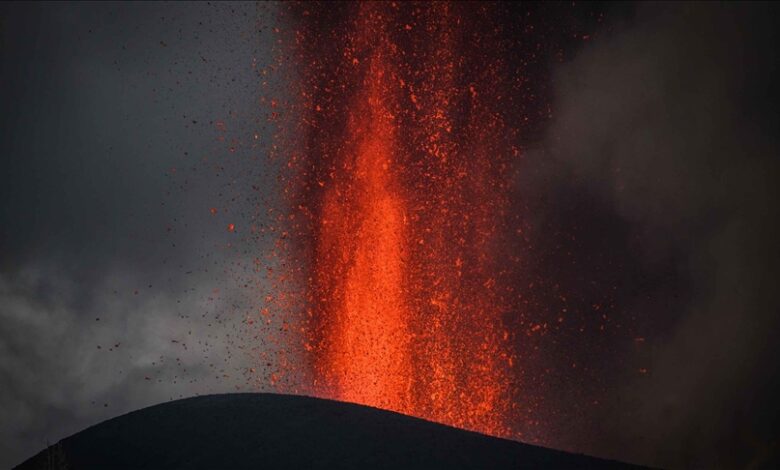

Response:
(543, 3), (780, 468)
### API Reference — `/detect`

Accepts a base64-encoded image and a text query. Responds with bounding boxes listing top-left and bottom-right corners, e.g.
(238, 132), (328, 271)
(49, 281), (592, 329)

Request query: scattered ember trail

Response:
(272, 2), (608, 441)
(280, 2), (521, 437)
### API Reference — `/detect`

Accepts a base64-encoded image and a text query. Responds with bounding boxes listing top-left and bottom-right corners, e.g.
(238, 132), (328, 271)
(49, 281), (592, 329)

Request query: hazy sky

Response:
(1, 2), (779, 469)
(0, 2), (284, 467)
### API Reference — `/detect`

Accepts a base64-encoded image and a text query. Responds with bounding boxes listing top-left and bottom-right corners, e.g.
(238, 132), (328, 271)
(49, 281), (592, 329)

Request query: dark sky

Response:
(0, 2), (283, 467)
(1, 2), (779, 469)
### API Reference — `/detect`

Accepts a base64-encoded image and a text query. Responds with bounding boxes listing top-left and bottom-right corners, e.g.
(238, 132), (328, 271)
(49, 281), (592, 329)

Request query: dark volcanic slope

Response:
(16, 393), (638, 469)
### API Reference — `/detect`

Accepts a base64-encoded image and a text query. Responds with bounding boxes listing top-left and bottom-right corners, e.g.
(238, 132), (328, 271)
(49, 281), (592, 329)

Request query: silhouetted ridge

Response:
(16, 393), (641, 469)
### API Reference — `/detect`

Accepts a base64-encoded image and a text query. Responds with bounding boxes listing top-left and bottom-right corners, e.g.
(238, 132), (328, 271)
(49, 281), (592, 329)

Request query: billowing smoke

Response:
(0, 263), (244, 466)
(540, 3), (780, 468)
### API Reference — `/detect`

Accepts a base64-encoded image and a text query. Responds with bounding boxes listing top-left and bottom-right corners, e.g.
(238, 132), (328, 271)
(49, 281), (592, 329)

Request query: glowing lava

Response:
(282, 2), (528, 438)
(314, 43), (413, 412)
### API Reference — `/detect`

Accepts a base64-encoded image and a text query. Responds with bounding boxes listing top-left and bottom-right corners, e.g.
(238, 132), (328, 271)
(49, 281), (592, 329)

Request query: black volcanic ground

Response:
(17, 393), (639, 469)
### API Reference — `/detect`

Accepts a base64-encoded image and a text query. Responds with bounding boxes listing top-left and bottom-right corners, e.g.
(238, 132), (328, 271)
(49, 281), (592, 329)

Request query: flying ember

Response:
(276, 1), (543, 439)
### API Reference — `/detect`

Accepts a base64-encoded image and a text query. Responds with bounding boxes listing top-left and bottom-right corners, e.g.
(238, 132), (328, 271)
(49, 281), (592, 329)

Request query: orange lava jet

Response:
(282, 2), (528, 438)
(315, 44), (414, 411)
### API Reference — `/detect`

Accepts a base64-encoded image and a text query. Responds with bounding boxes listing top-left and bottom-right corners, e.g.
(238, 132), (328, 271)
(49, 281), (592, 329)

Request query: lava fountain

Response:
(314, 36), (414, 412)
(278, 2), (536, 438)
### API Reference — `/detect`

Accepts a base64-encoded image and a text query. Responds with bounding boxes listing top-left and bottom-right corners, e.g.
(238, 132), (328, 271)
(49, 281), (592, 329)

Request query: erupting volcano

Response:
(273, 1), (545, 439)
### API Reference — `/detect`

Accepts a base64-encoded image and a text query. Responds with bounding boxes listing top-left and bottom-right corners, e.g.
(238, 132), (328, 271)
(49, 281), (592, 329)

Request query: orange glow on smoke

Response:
(285, 2), (522, 437)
